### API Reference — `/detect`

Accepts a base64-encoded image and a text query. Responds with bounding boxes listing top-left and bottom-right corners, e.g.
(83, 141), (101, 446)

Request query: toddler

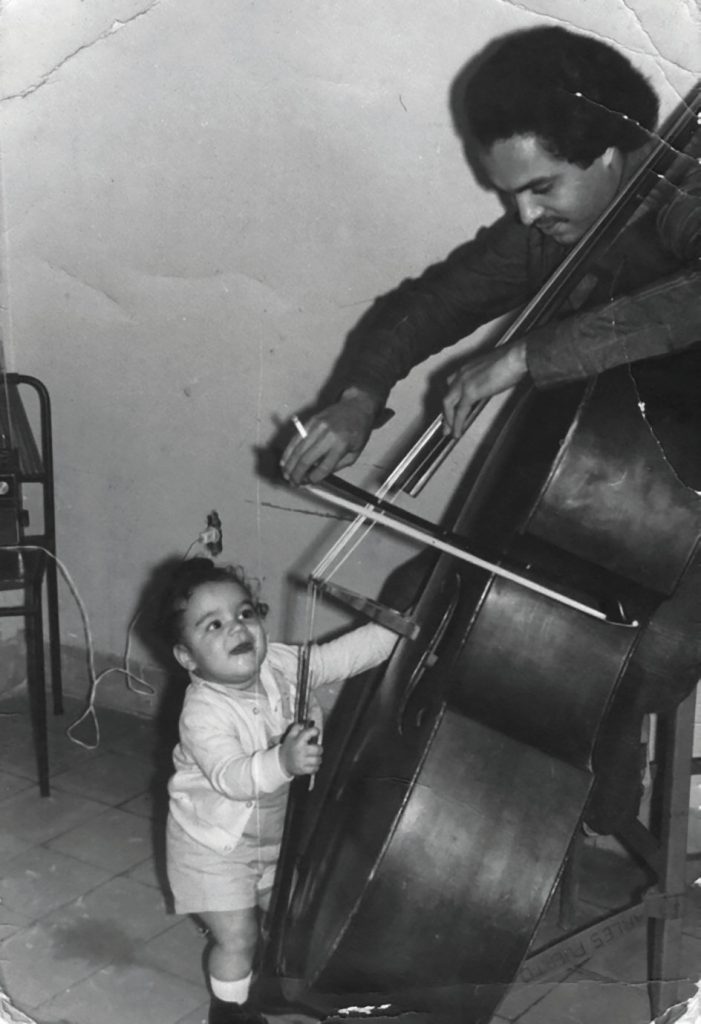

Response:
(157, 557), (396, 1024)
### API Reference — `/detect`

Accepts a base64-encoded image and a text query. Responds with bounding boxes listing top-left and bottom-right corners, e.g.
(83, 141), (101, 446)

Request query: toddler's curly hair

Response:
(156, 557), (268, 648)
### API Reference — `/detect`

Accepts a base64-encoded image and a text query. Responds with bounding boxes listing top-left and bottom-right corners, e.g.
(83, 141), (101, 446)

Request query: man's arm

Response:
(441, 336), (529, 438)
(281, 214), (534, 483)
(281, 386), (382, 485)
(440, 264), (701, 435)
(525, 266), (701, 386)
(442, 166), (701, 424)
(525, 164), (701, 385)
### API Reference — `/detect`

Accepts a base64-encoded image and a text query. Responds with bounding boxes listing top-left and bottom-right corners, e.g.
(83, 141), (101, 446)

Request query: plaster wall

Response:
(0, 0), (699, 721)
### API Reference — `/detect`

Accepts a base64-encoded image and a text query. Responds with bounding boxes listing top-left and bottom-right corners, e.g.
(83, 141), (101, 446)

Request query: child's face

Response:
(173, 580), (267, 688)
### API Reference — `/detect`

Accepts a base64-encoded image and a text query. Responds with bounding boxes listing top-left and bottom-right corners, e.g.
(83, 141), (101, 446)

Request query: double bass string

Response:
(292, 414), (445, 584)
(304, 480), (610, 621)
(291, 418), (610, 621)
(287, 85), (701, 623)
(270, 75), (699, 1003)
(294, 576), (316, 727)
(396, 83), (701, 498)
(265, 575), (318, 959)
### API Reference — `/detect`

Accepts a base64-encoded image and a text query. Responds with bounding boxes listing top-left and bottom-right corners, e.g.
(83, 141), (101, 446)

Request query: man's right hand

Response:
(280, 388), (379, 485)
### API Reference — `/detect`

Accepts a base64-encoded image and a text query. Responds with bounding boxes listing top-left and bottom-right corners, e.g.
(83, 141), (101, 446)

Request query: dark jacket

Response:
(337, 149), (701, 407)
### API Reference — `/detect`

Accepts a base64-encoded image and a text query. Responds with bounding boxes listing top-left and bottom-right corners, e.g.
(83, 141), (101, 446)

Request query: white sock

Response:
(210, 972), (252, 1005)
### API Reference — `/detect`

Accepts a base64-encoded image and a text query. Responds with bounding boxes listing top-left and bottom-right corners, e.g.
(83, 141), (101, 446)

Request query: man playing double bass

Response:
(281, 26), (701, 831)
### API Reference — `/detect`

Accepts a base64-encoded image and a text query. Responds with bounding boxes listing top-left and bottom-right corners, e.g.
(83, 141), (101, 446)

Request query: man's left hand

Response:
(442, 339), (528, 438)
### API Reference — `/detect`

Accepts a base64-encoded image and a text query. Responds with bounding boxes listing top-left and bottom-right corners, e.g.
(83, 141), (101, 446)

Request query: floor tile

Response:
(495, 971), (574, 1020)
(37, 962), (207, 1024)
(0, 845), (112, 919)
(75, 874), (172, 940)
(140, 918), (209, 987)
(515, 972), (652, 1023)
(2, 688), (700, 1024)
(523, 884), (608, 964)
(120, 788), (161, 818)
(124, 854), (167, 891)
(0, 689), (63, 729)
(0, 829), (33, 870)
(0, 714), (54, 784)
(46, 704), (80, 735)
(567, 840), (653, 913)
(2, 788), (107, 844)
(1, 912), (117, 1009)
(0, 710), (98, 782)
(0, 904), (32, 943)
(174, 1004), (209, 1024)
(585, 919), (701, 990)
(100, 711), (165, 760)
(51, 750), (154, 804)
(0, 769), (34, 801)
(45, 806), (153, 872)
(0, 876), (177, 1010)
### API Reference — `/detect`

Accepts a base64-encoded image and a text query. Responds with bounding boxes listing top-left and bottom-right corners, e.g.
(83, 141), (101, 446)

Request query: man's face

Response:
(480, 134), (624, 246)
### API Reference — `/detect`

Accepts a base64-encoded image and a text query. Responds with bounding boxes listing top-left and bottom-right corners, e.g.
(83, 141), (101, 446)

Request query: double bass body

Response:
(274, 367), (701, 1020)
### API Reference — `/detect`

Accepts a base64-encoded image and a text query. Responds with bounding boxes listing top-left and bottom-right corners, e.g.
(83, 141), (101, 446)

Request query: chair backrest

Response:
(0, 374), (54, 550)
(0, 377), (43, 476)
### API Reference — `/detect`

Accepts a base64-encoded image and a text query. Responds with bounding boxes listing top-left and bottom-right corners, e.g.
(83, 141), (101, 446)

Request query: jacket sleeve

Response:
(526, 164), (701, 387)
(307, 622), (398, 688)
(178, 696), (292, 800)
(337, 214), (534, 406)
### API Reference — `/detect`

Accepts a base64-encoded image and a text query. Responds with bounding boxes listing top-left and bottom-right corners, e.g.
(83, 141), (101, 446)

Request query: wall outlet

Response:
(204, 510), (222, 556)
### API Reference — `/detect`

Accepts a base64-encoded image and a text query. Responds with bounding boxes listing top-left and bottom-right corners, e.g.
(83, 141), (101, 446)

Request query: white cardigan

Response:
(168, 622), (397, 854)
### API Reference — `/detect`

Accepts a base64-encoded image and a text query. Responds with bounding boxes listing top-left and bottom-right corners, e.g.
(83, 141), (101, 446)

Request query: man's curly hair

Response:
(464, 27), (659, 167)
(156, 557), (268, 649)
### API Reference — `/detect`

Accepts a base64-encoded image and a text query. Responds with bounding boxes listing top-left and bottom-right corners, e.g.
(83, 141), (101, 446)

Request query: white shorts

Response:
(166, 815), (279, 914)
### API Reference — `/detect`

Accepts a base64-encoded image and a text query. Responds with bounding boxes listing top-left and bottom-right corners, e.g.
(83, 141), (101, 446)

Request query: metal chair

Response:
(0, 374), (62, 795)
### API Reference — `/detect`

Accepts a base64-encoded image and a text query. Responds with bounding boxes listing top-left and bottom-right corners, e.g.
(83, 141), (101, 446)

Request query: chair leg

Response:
(45, 553), (62, 715)
(647, 690), (695, 1018)
(558, 828), (583, 930)
(25, 594), (50, 797)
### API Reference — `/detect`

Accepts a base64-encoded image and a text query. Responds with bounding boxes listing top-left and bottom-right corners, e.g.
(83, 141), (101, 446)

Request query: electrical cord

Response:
(5, 528), (220, 750)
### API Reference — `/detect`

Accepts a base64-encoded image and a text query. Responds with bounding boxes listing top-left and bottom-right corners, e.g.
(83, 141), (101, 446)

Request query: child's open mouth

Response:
(231, 640), (254, 655)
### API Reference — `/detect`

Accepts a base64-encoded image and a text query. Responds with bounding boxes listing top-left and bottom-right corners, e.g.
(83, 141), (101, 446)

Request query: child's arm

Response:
(178, 691), (304, 798)
(280, 722), (322, 776)
(307, 620), (398, 688)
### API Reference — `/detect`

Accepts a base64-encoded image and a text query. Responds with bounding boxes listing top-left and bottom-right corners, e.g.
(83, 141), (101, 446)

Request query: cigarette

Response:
(292, 415), (308, 439)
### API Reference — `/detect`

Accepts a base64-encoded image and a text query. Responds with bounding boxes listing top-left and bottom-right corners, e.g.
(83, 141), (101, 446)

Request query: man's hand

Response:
(280, 723), (322, 777)
(280, 388), (380, 485)
(442, 339), (528, 438)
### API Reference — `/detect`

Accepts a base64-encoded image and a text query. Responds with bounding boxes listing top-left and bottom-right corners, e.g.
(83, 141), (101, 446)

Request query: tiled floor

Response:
(1, 690), (700, 1024)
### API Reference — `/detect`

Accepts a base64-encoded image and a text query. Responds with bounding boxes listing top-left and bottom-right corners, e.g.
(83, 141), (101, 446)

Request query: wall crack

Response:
(1, 1), (161, 103)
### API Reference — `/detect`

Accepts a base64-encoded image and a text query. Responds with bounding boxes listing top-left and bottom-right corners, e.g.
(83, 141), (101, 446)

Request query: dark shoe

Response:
(208, 995), (269, 1024)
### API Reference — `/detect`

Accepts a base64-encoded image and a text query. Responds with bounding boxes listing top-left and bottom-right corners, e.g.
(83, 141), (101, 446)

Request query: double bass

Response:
(269, 84), (701, 1023)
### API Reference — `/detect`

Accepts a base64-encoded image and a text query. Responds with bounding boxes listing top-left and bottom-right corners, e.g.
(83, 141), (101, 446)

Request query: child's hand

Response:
(280, 722), (322, 777)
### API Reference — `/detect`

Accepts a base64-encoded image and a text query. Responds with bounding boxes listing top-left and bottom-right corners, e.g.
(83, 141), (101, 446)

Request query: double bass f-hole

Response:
(397, 572), (461, 736)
